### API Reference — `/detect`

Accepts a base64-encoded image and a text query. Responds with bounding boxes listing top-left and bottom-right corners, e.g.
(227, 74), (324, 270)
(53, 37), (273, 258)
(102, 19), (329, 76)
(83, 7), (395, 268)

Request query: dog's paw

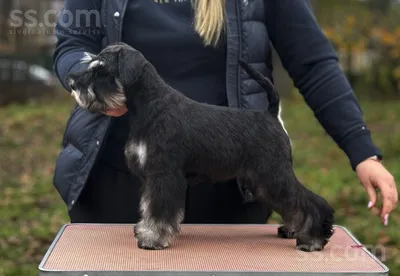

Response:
(134, 221), (173, 250)
(277, 226), (296, 239)
(136, 231), (171, 250)
(295, 238), (324, 252)
(133, 222), (144, 239)
(137, 238), (169, 250)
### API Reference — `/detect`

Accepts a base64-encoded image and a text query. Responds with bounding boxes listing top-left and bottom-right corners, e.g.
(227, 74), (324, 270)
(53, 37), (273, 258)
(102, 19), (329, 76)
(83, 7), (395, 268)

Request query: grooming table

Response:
(38, 224), (388, 276)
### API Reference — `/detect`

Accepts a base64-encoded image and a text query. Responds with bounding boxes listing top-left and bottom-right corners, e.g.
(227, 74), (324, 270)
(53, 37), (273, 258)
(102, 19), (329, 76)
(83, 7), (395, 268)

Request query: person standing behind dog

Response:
(53, 0), (397, 225)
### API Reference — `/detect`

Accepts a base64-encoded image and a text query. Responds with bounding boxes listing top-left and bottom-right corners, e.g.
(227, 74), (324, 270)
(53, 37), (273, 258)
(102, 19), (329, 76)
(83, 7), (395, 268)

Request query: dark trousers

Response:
(69, 161), (272, 224)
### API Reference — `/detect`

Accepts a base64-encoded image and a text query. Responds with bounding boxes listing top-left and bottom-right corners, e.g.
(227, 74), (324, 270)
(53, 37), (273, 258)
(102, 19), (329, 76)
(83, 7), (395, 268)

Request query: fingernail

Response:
(368, 201), (373, 208)
(384, 214), (389, 226)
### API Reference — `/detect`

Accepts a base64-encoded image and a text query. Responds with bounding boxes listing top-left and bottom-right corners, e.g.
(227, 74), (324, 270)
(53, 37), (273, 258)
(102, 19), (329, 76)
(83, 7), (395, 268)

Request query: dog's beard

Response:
(69, 76), (126, 113)
(70, 82), (96, 109)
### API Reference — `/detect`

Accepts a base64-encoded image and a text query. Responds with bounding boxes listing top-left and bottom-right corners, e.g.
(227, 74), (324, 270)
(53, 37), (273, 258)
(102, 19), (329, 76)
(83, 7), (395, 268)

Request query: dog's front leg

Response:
(134, 170), (187, 250)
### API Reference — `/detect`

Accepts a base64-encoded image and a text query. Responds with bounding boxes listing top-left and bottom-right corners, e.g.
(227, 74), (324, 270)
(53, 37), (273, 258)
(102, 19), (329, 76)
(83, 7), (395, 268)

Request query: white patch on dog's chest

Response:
(125, 141), (147, 167)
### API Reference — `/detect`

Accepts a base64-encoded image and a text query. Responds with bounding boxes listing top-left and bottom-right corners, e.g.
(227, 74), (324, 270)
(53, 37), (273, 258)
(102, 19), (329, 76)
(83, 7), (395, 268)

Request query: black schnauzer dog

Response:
(68, 42), (334, 252)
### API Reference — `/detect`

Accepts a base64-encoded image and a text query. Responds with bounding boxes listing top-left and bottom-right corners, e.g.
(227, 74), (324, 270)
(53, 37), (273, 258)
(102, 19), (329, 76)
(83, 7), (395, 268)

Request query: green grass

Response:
(0, 94), (399, 275)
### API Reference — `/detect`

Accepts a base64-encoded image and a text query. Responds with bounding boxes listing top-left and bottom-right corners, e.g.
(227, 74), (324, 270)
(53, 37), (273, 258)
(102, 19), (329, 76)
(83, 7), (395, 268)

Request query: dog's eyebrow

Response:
(80, 52), (96, 64)
(88, 60), (104, 70)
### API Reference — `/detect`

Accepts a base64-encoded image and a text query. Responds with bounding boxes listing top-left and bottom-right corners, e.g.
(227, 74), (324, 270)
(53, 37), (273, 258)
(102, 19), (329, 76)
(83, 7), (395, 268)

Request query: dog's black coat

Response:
(68, 42), (334, 252)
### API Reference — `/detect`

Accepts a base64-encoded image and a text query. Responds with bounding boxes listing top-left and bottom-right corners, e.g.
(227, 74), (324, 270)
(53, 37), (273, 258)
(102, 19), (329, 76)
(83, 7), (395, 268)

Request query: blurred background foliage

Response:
(312, 0), (400, 98)
(0, 0), (399, 275)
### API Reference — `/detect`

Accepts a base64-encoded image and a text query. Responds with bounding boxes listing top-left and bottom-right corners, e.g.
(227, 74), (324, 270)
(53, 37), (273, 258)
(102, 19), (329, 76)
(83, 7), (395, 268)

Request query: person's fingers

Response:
(363, 179), (377, 209)
(378, 177), (398, 225)
(381, 193), (392, 226)
(356, 160), (398, 225)
(105, 109), (123, 116)
(104, 107), (128, 117)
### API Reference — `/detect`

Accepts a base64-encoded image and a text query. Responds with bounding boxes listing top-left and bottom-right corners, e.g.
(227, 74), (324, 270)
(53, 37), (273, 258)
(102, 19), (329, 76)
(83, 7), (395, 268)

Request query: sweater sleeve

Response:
(53, 0), (104, 91)
(265, 0), (382, 170)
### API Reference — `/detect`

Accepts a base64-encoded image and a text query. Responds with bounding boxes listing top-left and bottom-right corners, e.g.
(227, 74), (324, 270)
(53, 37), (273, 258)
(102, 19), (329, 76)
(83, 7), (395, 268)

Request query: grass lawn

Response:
(0, 94), (399, 275)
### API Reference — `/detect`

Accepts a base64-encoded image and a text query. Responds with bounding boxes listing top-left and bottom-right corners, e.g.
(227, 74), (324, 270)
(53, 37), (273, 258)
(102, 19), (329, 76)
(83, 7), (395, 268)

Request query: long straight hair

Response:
(192, 0), (226, 47)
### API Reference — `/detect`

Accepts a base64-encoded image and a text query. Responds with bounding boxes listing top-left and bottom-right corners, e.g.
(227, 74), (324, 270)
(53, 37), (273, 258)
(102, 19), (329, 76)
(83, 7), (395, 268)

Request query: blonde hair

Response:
(192, 0), (226, 47)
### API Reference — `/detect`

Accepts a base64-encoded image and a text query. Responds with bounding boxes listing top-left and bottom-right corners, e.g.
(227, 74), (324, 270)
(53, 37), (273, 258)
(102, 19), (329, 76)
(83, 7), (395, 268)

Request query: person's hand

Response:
(103, 106), (128, 117)
(356, 158), (398, 226)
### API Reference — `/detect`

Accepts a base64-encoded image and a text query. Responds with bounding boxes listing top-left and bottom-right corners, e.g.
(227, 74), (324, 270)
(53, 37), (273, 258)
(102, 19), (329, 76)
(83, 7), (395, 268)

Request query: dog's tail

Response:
(238, 59), (280, 117)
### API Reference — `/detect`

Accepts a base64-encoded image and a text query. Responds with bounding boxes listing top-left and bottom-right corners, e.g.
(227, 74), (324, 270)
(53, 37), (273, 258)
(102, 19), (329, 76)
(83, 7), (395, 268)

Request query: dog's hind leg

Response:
(277, 225), (297, 239)
(292, 187), (335, 252)
(253, 165), (334, 252)
(134, 169), (187, 250)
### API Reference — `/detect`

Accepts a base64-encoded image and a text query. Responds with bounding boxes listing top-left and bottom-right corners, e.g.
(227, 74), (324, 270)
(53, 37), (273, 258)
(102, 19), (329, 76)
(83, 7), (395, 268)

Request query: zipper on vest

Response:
(117, 0), (129, 41)
(235, 0), (243, 108)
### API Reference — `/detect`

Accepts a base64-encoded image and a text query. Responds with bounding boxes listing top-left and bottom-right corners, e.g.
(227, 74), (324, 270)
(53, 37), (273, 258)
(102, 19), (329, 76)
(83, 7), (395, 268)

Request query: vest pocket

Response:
(53, 143), (83, 204)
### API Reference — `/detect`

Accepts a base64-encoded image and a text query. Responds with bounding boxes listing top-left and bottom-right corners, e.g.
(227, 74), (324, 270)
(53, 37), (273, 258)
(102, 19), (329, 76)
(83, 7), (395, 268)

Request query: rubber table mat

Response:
(38, 224), (389, 275)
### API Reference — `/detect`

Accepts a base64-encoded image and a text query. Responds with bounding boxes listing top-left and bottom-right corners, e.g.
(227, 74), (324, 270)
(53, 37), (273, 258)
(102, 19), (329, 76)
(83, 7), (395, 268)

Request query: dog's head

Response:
(67, 42), (148, 113)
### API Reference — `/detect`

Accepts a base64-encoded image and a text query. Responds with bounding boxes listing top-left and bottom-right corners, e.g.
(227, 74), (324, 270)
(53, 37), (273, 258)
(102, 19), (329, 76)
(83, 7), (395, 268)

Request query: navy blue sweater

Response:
(53, 0), (382, 173)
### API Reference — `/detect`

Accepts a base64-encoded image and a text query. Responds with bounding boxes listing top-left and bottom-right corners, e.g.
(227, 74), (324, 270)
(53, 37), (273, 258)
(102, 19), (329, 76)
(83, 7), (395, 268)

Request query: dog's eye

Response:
(95, 67), (109, 76)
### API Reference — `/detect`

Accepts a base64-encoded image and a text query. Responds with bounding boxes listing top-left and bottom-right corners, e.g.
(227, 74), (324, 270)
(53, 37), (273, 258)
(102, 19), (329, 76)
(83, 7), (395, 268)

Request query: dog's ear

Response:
(118, 49), (148, 88)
